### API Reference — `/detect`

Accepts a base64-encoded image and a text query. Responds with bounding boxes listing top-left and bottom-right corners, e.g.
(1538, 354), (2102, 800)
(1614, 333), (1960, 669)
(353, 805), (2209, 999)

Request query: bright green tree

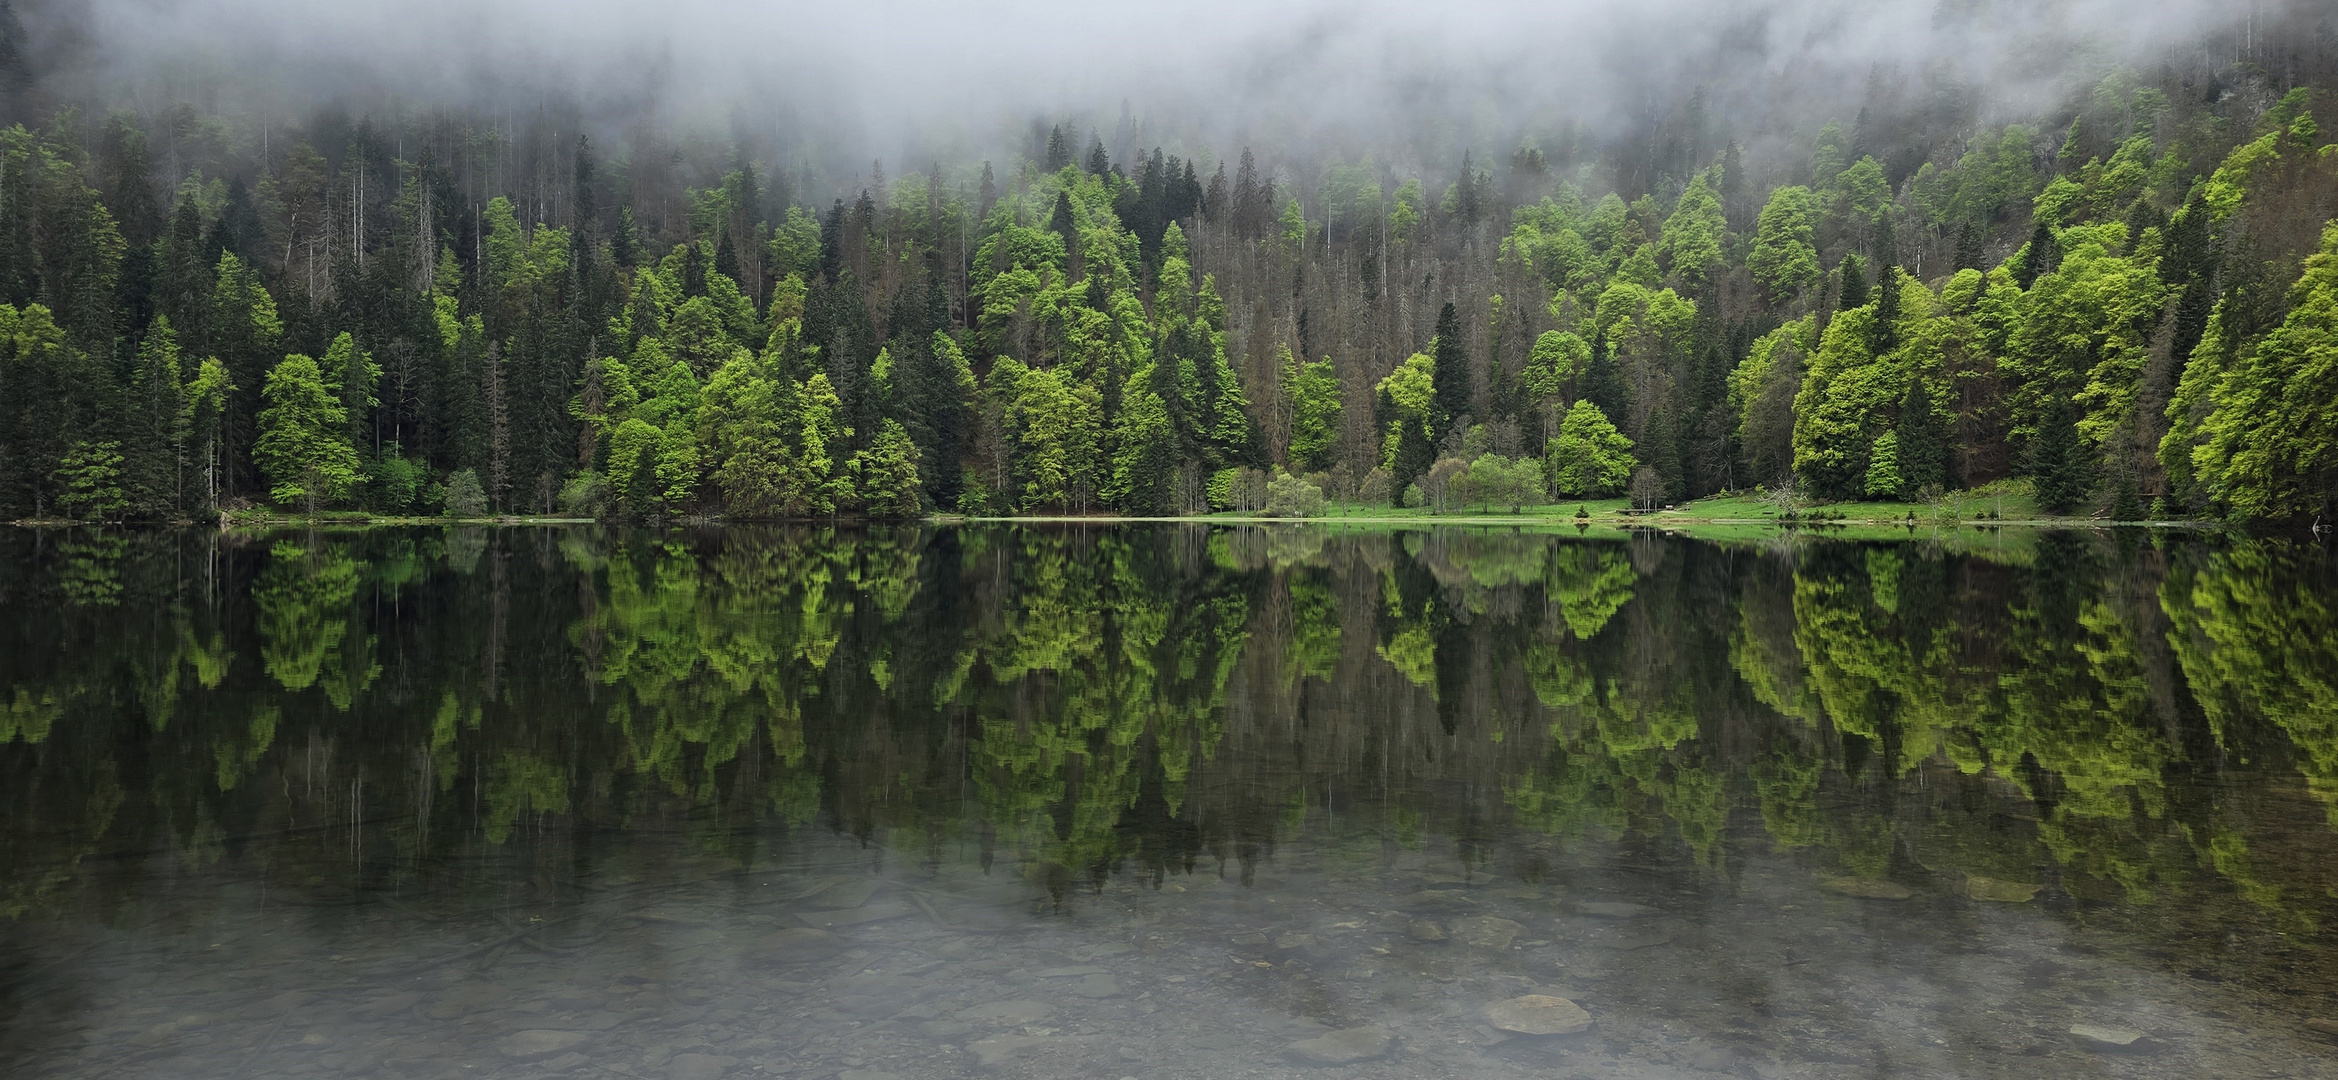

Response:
(54, 440), (127, 519)
(318, 332), (379, 448)
(850, 419), (924, 518)
(1863, 431), (1904, 499)
(1282, 347), (1342, 470)
(1546, 400), (1636, 497)
(254, 353), (363, 511)
(1657, 170), (1726, 286)
(2181, 221), (2338, 520)
(1749, 186), (1819, 303)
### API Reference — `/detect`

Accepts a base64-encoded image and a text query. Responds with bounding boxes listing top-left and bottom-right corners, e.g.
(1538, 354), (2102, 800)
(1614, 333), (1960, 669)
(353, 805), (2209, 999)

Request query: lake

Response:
(1, 524), (2334, 1079)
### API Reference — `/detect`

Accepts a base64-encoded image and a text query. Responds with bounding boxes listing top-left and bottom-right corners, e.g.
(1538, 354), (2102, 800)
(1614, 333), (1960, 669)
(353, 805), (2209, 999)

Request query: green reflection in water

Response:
(0, 525), (2333, 943)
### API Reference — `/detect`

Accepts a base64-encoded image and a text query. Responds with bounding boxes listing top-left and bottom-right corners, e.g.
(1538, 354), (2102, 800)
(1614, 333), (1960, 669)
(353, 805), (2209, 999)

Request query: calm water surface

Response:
(2, 524), (2335, 1080)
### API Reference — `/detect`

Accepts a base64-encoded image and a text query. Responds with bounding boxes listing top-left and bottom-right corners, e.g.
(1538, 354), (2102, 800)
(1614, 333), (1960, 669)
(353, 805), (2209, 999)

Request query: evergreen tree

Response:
(2030, 396), (2088, 513)
(255, 353), (364, 511)
(1546, 401), (1636, 497)
(124, 314), (188, 515)
(1836, 254), (1870, 311)
(1430, 301), (1469, 440)
(1895, 376), (1946, 493)
(1863, 431), (1903, 499)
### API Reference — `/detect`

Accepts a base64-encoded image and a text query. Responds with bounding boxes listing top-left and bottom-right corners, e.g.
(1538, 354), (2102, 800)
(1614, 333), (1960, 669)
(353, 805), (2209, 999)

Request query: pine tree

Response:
(124, 314), (188, 515)
(1431, 301), (1469, 440)
(255, 353), (363, 512)
(1869, 264), (1900, 356)
(1895, 376), (1946, 493)
(1836, 254), (1870, 311)
(1863, 431), (1903, 499)
(1953, 221), (1983, 271)
(2030, 396), (2088, 513)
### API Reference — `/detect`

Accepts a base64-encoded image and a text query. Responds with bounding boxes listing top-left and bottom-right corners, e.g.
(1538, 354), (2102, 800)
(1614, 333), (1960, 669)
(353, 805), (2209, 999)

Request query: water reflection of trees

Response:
(0, 526), (2334, 934)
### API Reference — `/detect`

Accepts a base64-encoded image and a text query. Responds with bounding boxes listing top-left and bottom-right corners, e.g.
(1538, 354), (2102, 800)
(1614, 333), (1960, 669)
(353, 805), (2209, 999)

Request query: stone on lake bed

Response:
(1284, 1026), (1394, 1065)
(1820, 877), (1913, 900)
(1485, 995), (1593, 1036)
(1068, 974), (1123, 998)
(494, 1029), (589, 1060)
(796, 900), (917, 929)
(1961, 875), (2040, 902)
(1452, 916), (1525, 950)
(2069, 1024), (2148, 1049)
(967, 1034), (1062, 1068)
(1572, 901), (1655, 918)
(1399, 890), (1479, 913)
(1407, 920), (1446, 942)
(665, 1052), (737, 1080)
(1598, 927), (1674, 951)
(748, 927), (846, 964)
(954, 999), (1055, 1025)
(803, 878), (880, 910)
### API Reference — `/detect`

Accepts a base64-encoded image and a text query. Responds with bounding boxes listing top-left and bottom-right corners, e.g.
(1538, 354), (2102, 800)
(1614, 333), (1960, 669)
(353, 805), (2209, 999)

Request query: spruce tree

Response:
(2030, 397), (2089, 513)
(1869, 264), (1900, 355)
(1895, 377), (1946, 493)
(1836, 254), (1870, 311)
(1430, 302), (1469, 440)
(2014, 219), (2057, 289)
(1953, 221), (1983, 271)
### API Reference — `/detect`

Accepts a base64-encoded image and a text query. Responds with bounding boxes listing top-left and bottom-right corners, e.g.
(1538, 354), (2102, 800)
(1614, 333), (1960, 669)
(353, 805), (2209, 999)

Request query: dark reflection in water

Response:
(2, 525), (2335, 1079)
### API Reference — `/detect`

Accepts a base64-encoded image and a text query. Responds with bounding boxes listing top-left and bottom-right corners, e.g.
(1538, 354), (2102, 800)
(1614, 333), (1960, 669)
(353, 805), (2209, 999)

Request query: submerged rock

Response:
(954, 999), (1055, 1025)
(1961, 876), (2040, 902)
(1485, 995), (1593, 1036)
(968, 1034), (1061, 1068)
(1820, 877), (1913, 900)
(494, 1030), (588, 1061)
(747, 927), (845, 965)
(1407, 920), (1446, 942)
(1068, 973), (1122, 998)
(665, 1053), (736, 1080)
(1572, 901), (1655, 918)
(2069, 1024), (2148, 1050)
(1284, 1026), (1393, 1065)
(1452, 916), (1524, 951)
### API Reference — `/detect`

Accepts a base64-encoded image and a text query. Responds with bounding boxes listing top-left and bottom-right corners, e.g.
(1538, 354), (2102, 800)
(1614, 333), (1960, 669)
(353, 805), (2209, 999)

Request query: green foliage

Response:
(1792, 306), (1899, 499)
(1281, 347), (1342, 470)
(255, 353), (363, 511)
(53, 440), (126, 520)
(1656, 170), (1726, 286)
(1263, 471), (1327, 517)
(1749, 185), (1820, 303)
(442, 469), (488, 516)
(2178, 222), (2338, 520)
(850, 419), (924, 518)
(1547, 401), (1635, 497)
(1863, 431), (1904, 499)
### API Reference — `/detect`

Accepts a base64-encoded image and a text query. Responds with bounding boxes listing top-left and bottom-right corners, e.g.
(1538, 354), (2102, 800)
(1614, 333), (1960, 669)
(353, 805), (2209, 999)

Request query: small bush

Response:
(558, 471), (610, 517)
(442, 468), (489, 517)
(1264, 472), (1327, 517)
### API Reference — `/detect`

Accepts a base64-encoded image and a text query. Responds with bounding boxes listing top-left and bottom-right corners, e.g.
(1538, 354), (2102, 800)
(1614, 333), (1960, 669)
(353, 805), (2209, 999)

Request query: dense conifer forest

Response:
(2, 2), (2336, 523)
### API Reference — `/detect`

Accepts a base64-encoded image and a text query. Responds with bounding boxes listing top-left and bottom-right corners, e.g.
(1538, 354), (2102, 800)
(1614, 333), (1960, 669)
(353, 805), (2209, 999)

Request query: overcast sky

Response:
(64, 0), (2255, 166)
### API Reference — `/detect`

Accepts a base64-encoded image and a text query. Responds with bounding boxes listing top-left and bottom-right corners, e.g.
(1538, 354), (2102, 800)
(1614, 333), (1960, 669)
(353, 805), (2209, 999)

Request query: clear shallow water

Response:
(1, 524), (2335, 1080)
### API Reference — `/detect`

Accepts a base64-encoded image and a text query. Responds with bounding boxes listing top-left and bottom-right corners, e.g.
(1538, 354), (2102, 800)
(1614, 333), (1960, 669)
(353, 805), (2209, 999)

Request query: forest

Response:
(1, 7), (2336, 523)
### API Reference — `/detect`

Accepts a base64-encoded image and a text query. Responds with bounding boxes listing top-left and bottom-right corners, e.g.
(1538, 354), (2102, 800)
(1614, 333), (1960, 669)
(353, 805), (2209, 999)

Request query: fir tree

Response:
(1430, 301), (1469, 440)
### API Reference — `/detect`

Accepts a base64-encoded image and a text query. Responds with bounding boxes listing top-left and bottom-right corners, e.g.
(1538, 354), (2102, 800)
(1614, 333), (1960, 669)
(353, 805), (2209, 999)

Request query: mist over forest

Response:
(0, 0), (2335, 522)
